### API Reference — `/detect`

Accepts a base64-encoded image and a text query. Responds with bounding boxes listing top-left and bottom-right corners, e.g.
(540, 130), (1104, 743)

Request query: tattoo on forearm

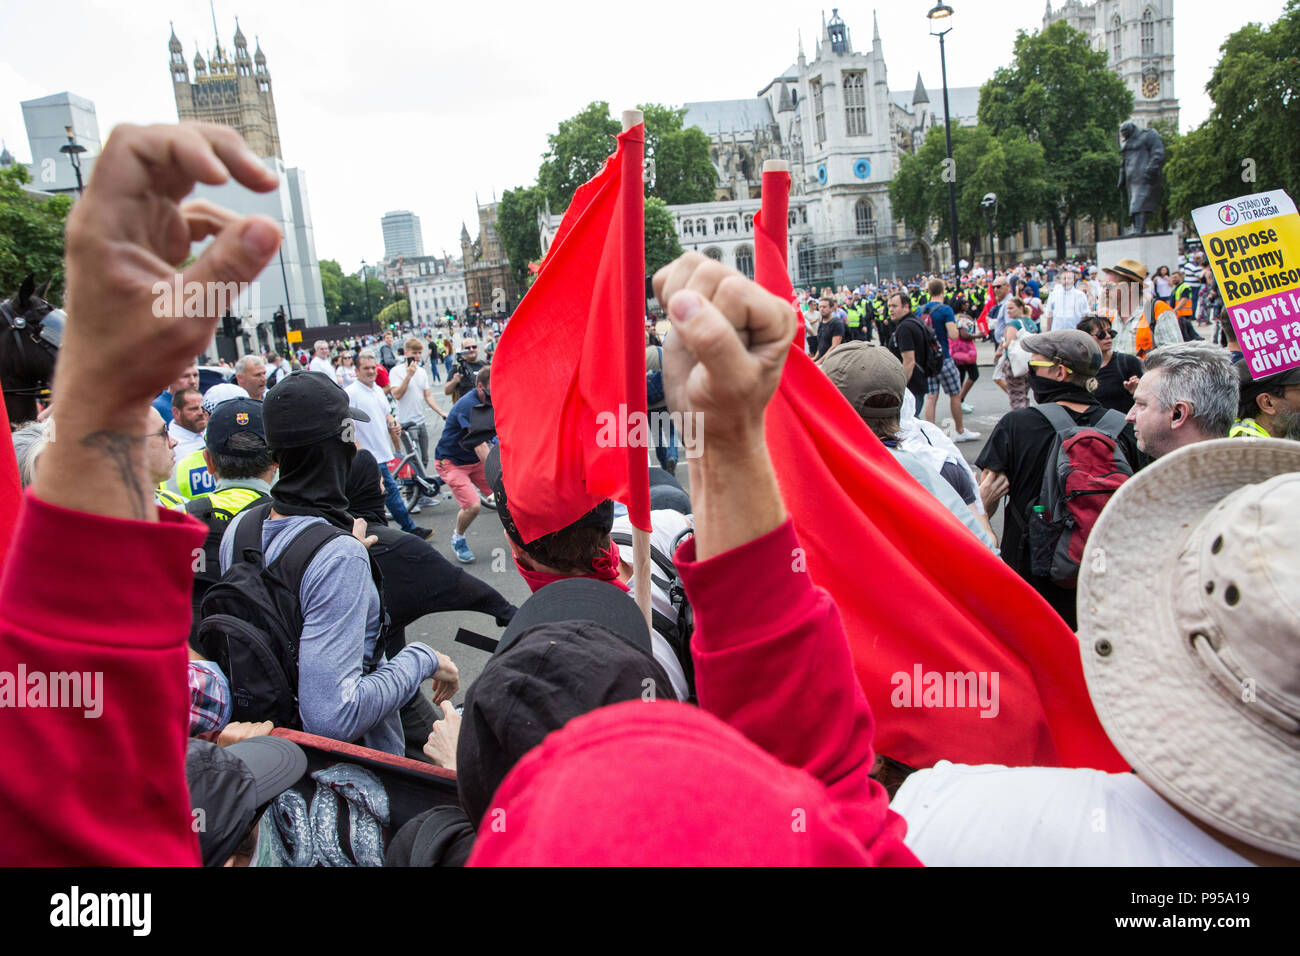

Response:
(80, 431), (149, 520)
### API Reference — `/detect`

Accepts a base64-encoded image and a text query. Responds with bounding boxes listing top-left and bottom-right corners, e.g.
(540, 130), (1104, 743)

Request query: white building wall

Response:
(21, 91), (101, 193)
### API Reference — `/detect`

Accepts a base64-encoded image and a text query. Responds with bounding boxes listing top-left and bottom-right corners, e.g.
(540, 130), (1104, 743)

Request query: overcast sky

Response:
(0, 0), (1286, 270)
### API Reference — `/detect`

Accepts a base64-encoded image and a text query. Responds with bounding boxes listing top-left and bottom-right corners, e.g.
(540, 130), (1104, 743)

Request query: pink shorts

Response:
(436, 459), (490, 509)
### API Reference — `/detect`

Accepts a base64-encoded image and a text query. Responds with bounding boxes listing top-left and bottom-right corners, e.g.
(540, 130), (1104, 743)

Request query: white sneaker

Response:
(961, 402), (975, 413)
(416, 495), (439, 508)
(408, 502), (421, 514)
(954, 429), (981, 442)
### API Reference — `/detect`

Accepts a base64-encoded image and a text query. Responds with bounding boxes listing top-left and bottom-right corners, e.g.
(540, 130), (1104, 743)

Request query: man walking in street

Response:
(346, 351), (432, 539)
(435, 366), (496, 564)
(1042, 267), (1090, 332)
(920, 278), (979, 443)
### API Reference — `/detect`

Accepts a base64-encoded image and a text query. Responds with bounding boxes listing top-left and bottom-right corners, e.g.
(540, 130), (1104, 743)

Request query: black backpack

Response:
(609, 527), (696, 701)
(893, 314), (943, 377)
(196, 502), (386, 728)
(184, 490), (272, 639)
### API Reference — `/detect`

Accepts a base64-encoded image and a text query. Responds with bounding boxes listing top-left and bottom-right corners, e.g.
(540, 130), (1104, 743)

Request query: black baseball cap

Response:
(205, 398), (267, 457)
(1237, 361), (1300, 393)
(262, 369), (370, 450)
(497, 578), (653, 659)
(185, 735), (307, 866)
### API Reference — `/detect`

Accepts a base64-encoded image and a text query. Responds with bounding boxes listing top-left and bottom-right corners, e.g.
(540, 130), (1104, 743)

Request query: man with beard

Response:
(219, 370), (457, 754)
(975, 330), (1139, 629)
(168, 387), (208, 459)
(1231, 365), (1300, 440)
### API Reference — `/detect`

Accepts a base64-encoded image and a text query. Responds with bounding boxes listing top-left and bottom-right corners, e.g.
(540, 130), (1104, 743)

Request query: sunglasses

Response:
(1091, 328), (1114, 340)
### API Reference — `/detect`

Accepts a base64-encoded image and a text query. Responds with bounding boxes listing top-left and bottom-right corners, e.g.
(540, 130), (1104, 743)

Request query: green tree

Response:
(497, 184), (546, 287)
(978, 19), (1134, 259)
(645, 197), (683, 273)
(376, 297), (410, 328)
(1166, 1), (1300, 223)
(0, 165), (73, 304)
(890, 124), (1050, 259)
(638, 103), (716, 205)
(319, 259), (344, 321)
(537, 101), (621, 211)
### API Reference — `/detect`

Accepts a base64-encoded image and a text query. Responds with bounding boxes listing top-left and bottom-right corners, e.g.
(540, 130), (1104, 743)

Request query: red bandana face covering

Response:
(513, 541), (629, 594)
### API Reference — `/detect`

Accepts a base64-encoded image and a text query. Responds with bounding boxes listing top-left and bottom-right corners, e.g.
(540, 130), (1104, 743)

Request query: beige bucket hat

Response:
(1078, 437), (1300, 859)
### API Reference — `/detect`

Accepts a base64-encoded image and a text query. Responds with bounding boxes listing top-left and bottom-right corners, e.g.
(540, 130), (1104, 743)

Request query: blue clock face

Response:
(817, 164), (828, 185)
(854, 158), (871, 179)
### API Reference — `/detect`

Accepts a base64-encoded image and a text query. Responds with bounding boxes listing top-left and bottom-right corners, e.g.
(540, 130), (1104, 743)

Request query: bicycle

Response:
(389, 423), (444, 513)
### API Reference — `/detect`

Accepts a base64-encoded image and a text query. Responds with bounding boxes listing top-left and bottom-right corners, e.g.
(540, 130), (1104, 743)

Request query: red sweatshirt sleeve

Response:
(0, 492), (205, 865)
(675, 519), (917, 865)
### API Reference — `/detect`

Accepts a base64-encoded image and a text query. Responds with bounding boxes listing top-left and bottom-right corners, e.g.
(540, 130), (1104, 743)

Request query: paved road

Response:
(400, 339), (1016, 705)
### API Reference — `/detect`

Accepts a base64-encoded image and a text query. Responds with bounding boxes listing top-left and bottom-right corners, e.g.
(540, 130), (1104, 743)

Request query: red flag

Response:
(493, 124), (650, 543)
(0, 390), (20, 569)
(755, 176), (1126, 772)
(753, 167), (804, 351)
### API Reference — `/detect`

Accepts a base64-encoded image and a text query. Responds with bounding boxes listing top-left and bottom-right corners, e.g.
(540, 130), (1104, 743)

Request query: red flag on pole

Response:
(493, 121), (650, 544)
(753, 163), (804, 351)
(754, 172), (1125, 772)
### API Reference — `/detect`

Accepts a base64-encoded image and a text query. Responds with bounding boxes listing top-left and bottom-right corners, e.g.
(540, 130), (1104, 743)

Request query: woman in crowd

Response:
(1077, 314), (1142, 414)
(993, 296), (1035, 411)
(336, 350), (358, 388)
(1153, 265), (1173, 305)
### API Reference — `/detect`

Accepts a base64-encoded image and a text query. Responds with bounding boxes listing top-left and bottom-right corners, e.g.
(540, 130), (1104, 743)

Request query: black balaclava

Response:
(1028, 371), (1095, 407)
(271, 438), (357, 530)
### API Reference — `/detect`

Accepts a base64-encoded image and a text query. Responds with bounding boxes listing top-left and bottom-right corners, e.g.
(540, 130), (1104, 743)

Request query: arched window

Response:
(683, 219), (694, 237)
(735, 245), (754, 279)
(789, 210), (798, 228)
(1140, 8), (1155, 56)
(1111, 15), (1122, 62)
(801, 207), (808, 225)
(855, 200), (875, 237)
(713, 217), (724, 234)
(797, 240), (814, 281)
(743, 214), (754, 232)
(697, 218), (707, 235)
(705, 247), (723, 261)
(727, 216), (738, 233)
(843, 72), (868, 136)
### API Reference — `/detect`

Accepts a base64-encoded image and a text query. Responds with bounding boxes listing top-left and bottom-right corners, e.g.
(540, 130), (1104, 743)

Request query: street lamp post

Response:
(982, 192), (998, 272)
(58, 125), (86, 196)
(927, 3), (961, 279)
(360, 259), (373, 334)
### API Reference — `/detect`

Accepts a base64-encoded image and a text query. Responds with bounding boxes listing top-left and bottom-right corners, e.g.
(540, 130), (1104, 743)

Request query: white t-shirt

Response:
(891, 762), (1255, 866)
(388, 362), (430, 424)
(1044, 286), (1091, 330)
(309, 356), (335, 377)
(168, 421), (206, 460)
(610, 509), (692, 702)
(336, 364), (357, 388)
(344, 380), (395, 459)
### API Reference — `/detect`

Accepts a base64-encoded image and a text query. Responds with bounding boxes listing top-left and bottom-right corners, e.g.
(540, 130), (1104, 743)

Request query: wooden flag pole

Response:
(621, 109), (654, 633)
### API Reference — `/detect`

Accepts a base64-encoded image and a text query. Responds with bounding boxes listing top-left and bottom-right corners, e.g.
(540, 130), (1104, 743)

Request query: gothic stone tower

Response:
(170, 20), (282, 159)
(1044, 0), (1178, 129)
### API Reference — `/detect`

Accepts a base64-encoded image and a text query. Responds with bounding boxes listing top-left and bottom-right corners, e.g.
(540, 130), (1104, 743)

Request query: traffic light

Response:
(221, 314), (239, 338)
(272, 307), (287, 340)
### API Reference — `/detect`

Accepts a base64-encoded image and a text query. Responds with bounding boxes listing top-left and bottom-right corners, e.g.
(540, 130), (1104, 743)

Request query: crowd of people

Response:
(1, 122), (1296, 869)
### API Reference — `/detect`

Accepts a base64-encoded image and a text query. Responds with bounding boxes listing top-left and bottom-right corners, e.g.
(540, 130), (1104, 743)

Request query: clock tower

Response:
(1044, 1), (1178, 129)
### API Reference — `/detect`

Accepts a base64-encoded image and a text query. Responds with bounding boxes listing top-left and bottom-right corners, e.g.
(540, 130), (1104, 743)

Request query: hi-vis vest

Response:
(170, 449), (217, 499)
(192, 486), (269, 516)
(1135, 299), (1174, 359)
(846, 306), (863, 329)
(155, 487), (186, 509)
(1229, 417), (1271, 438)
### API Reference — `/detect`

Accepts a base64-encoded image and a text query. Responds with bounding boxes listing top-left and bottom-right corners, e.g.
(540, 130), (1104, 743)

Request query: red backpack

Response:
(1026, 404), (1133, 587)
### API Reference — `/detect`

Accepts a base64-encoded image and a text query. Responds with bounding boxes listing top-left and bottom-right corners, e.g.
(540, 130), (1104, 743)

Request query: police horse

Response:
(1, 276), (63, 428)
